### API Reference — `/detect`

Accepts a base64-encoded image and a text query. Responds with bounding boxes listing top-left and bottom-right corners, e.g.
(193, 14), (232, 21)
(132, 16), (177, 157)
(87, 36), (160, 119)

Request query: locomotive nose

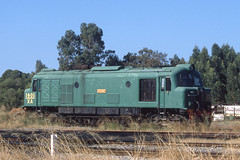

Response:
(198, 87), (211, 104)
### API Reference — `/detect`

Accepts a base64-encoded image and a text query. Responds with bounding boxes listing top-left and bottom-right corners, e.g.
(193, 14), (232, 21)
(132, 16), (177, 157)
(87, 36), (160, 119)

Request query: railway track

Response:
(1, 128), (240, 141)
(1, 129), (240, 145)
(0, 129), (240, 157)
(88, 142), (240, 158)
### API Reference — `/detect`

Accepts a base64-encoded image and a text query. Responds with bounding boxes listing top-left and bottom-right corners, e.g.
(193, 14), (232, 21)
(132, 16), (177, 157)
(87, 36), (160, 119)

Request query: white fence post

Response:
(51, 134), (58, 157)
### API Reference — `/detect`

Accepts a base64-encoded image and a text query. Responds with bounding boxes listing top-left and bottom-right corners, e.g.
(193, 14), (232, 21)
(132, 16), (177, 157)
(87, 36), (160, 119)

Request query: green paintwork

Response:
(23, 64), (208, 111)
(91, 66), (123, 71)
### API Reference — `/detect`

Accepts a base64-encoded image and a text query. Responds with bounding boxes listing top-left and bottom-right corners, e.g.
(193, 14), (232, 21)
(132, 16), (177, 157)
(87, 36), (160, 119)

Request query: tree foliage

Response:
(169, 54), (186, 66)
(35, 60), (47, 73)
(0, 70), (31, 110)
(190, 43), (240, 104)
(57, 23), (109, 70)
(79, 23), (106, 65)
(123, 48), (168, 67)
(105, 52), (123, 66)
(123, 52), (139, 66)
(225, 56), (240, 104)
(57, 30), (81, 70)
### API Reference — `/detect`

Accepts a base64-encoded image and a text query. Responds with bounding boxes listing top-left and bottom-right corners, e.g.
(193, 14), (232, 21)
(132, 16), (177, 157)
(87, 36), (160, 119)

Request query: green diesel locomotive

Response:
(23, 64), (212, 123)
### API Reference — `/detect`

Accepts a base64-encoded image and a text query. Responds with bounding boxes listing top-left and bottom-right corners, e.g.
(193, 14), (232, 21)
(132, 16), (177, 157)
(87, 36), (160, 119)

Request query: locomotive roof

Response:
(36, 64), (194, 76)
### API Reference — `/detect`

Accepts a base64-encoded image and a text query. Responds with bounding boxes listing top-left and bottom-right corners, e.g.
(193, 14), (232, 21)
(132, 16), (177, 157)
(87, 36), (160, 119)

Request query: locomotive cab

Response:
(24, 77), (43, 112)
(174, 64), (212, 123)
(24, 79), (36, 108)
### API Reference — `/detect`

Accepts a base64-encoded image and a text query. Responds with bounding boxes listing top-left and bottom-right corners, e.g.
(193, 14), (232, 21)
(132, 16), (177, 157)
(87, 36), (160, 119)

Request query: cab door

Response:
(159, 77), (171, 112)
(159, 77), (165, 110)
(32, 79), (41, 107)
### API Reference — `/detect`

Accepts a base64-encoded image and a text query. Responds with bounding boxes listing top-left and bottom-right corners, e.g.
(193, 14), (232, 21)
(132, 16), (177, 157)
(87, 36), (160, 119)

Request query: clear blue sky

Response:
(1, 0), (240, 76)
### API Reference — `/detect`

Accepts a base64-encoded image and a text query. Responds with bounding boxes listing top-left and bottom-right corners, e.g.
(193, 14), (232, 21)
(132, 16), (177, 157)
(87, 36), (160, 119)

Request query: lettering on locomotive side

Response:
(26, 93), (35, 104)
(97, 89), (106, 93)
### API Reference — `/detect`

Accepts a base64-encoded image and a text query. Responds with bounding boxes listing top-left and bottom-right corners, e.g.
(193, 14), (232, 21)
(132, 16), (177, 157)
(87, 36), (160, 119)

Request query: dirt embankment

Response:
(8, 107), (25, 118)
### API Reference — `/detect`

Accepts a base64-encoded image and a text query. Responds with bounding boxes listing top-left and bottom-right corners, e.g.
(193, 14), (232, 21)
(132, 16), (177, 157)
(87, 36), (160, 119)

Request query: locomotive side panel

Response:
(81, 72), (139, 108)
(41, 79), (60, 106)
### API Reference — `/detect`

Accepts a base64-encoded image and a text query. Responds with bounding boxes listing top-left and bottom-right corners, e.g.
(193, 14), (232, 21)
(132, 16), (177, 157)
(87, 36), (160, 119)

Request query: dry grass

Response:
(0, 131), (239, 160)
(0, 106), (64, 129)
(2, 106), (240, 133)
(96, 117), (240, 133)
(96, 118), (215, 133)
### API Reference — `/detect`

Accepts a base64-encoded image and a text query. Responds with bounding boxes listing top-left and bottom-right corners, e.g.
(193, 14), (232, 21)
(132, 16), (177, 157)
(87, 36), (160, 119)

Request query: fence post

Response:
(234, 107), (236, 120)
(51, 134), (58, 157)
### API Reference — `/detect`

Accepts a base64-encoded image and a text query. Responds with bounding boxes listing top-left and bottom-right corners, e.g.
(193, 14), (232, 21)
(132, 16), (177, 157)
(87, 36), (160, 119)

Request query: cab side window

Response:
(32, 80), (37, 92)
(166, 78), (171, 91)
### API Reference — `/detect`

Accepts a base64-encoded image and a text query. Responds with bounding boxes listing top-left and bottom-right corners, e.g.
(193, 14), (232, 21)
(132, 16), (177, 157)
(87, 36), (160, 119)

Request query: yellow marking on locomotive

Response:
(97, 89), (106, 93)
(26, 93), (35, 104)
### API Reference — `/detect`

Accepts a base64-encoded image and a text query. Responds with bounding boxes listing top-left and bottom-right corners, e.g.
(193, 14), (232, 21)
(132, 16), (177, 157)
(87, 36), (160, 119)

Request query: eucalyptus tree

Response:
(57, 30), (80, 70)
(57, 23), (108, 70)
(35, 60), (47, 73)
